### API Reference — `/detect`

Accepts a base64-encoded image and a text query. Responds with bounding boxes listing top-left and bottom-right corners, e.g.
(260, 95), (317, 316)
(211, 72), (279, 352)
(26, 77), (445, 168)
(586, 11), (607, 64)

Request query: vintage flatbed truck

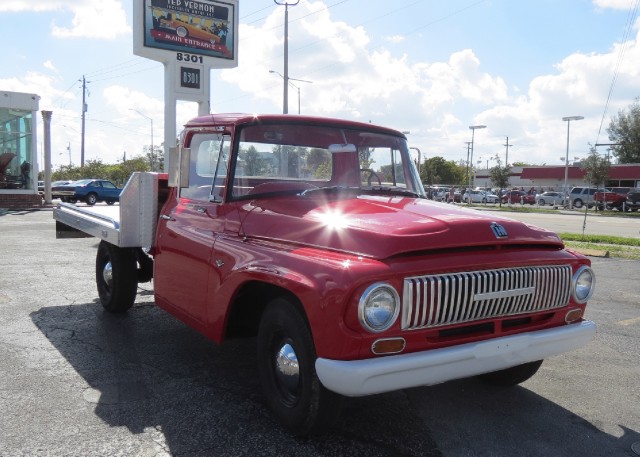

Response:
(54, 113), (596, 436)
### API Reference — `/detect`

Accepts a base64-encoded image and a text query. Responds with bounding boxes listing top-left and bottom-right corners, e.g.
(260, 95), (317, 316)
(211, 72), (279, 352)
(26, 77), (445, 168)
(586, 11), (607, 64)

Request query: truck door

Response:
(154, 133), (230, 327)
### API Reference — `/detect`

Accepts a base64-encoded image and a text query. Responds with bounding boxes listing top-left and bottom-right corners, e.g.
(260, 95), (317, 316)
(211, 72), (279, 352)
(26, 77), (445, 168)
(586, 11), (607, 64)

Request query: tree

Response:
(608, 97), (640, 163)
(489, 155), (510, 206)
(581, 146), (610, 188)
(421, 157), (465, 185)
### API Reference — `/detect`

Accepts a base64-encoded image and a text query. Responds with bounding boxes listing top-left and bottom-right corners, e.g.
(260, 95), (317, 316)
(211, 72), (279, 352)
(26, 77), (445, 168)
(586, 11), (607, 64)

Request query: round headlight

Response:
(358, 283), (400, 333)
(572, 265), (595, 304)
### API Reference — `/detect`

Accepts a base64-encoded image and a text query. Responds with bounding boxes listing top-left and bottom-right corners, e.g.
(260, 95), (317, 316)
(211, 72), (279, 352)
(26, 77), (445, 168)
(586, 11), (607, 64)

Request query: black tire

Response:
(477, 360), (543, 386)
(538, 199), (545, 206)
(96, 241), (138, 313)
(86, 193), (97, 205)
(106, 200), (115, 206)
(257, 298), (342, 436)
(573, 199), (583, 208)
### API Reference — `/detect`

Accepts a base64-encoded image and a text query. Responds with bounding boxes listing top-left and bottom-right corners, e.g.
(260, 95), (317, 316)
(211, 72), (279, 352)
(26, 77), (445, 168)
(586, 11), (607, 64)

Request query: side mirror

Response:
(167, 147), (179, 187)
(179, 147), (190, 188)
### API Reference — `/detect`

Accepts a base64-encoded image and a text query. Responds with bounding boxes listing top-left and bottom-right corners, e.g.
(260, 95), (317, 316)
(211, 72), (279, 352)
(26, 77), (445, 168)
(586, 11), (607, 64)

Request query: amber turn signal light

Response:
(565, 308), (584, 324)
(371, 338), (406, 355)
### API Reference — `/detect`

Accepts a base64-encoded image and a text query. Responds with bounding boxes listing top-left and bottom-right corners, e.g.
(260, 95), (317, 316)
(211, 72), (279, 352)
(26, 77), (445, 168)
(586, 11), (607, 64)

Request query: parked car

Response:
(501, 190), (535, 205)
(594, 190), (626, 210)
(536, 191), (565, 206)
(569, 187), (600, 209)
(625, 190), (640, 211)
(55, 179), (122, 205)
(463, 189), (499, 204)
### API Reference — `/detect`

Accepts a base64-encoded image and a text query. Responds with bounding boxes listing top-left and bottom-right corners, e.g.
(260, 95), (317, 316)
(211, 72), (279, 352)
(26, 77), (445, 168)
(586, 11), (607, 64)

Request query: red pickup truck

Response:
(594, 189), (626, 210)
(54, 113), (596, 436)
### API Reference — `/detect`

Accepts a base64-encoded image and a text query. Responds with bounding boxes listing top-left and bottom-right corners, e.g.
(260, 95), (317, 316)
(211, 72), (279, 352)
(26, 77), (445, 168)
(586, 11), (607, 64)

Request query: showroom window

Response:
(0, 108), (34, 190)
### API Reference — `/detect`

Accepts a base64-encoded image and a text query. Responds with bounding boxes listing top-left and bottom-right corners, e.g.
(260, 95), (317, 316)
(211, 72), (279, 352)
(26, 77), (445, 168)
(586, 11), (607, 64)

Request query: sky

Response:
(1, 0), (639, 171)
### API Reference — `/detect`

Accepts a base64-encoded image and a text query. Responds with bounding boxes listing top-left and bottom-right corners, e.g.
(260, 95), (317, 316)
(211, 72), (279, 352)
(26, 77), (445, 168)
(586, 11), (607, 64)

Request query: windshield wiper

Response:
(299, 186), (360, 197)
(362, 186), (424, 198)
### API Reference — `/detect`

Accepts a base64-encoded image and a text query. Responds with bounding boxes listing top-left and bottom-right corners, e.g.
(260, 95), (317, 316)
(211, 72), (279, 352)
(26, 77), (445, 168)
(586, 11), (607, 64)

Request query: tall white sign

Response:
(133, 0), (239, 169)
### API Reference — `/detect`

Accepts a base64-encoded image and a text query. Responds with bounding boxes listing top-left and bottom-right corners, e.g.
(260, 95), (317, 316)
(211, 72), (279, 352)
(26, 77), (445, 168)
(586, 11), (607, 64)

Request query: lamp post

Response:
(269, 70), (312, 114)
(274, 0), (300, 114)
(130, 108), (155, 171)
(468, 125), (486, 188)
(561, 116), (583, 199)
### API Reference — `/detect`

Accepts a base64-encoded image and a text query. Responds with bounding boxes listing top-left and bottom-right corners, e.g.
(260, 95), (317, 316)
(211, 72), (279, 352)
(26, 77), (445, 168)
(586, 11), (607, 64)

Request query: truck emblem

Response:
(490, 222), (508, 239)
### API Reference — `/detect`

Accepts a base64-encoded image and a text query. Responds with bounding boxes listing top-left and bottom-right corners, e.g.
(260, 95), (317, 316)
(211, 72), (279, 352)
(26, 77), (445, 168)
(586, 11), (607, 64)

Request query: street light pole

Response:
(274, 0), (300, 114)
(468, 125), (486, 188)
(130, 108), (154, 171)
(561, 116), (584, 199)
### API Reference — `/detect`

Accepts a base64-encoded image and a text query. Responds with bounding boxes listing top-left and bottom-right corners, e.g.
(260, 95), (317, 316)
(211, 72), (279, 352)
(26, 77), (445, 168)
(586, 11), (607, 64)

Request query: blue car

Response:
(56, 179), (122, 205)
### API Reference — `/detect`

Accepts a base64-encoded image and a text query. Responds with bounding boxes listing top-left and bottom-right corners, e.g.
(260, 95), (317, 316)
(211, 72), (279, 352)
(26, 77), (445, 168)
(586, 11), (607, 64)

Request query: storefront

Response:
(0, 91), (42, 209)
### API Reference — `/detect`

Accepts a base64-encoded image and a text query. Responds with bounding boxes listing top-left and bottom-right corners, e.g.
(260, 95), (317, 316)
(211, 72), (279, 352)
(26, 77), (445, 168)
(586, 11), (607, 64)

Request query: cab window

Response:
(180, 133), (230, 201)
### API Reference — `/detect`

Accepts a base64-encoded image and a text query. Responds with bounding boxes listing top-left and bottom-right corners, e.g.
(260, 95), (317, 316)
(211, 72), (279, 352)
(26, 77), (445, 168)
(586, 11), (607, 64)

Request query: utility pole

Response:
(465, 142), (472, 186)
(80, 75), (88, 168)
(504, 136), (513, 166)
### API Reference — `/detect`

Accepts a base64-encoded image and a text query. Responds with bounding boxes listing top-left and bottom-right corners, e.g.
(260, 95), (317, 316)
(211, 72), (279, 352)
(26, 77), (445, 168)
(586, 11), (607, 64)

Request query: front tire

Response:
(573, 199), (583, 209)
(257, 298), (342, 436)
(86, 193), (97, 205)
(477, 360), (543, 386)
(96, 241), (138, 313)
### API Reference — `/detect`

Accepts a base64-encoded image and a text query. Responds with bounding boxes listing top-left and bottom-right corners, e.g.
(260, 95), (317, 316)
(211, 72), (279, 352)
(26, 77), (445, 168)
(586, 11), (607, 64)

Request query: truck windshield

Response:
(231, 123), (425, 199)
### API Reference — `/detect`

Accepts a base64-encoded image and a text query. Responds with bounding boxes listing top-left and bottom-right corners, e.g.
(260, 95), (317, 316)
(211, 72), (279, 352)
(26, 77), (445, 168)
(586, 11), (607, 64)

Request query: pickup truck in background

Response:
(53, 113), (596, 436)
(594, 189), (628, 211)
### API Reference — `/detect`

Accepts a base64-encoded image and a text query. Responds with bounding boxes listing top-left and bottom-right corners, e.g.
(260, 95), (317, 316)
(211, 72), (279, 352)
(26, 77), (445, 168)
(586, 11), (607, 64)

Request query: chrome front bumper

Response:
(315, 320), (596, 397)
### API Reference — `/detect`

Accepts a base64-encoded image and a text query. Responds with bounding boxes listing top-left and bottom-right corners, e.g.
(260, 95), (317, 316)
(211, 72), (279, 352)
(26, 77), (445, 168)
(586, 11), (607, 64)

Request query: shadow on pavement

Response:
(31, 301), (636, 456)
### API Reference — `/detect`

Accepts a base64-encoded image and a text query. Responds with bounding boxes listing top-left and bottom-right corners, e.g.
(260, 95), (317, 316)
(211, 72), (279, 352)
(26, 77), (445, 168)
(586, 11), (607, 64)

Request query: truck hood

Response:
(238, 194), (563, 259)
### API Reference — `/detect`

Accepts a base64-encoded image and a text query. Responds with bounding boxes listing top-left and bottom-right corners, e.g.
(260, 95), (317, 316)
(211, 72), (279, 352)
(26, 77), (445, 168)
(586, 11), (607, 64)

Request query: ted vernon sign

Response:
(143, 0), (236, 61)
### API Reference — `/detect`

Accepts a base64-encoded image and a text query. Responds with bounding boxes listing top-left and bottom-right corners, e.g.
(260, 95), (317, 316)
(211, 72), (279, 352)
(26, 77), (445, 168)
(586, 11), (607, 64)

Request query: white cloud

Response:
(385, 35), (405, 44)
(0, 0), (130, 39)
(51, 0), (130, 39)
(592, 0), (638, 11)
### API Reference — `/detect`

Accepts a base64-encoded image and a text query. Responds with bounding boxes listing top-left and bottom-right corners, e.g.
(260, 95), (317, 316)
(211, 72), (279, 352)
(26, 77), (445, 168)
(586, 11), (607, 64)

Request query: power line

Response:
(594, 0), (639, 145)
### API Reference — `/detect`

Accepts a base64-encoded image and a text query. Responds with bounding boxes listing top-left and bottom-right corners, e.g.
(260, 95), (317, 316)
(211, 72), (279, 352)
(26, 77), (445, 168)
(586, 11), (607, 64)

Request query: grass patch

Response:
(558, 233), (640, 247)
(560, 233), (640, 260)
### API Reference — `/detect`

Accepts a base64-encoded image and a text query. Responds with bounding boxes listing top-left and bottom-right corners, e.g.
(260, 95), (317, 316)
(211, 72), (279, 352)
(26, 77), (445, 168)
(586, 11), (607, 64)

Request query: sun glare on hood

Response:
(317, 210), (350, 230)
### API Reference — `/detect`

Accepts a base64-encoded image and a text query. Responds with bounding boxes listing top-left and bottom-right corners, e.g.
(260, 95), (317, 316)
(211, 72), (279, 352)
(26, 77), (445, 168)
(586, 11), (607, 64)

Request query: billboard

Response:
(135, 0), (238, 66)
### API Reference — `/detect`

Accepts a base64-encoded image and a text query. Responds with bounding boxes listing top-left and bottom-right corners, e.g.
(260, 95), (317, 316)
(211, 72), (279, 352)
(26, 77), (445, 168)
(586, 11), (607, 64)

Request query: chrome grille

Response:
(401, 265), (572, 330)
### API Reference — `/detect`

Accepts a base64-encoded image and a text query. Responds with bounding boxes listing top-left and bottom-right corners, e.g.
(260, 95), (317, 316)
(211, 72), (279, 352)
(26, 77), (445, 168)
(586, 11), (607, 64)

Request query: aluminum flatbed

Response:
(53, 172), (161, 248)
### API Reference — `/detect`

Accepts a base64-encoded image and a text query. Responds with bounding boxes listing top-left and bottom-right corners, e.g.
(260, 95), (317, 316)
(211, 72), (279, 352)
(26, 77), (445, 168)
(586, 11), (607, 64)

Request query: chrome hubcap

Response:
(102, 261), (113, 289)
(275, 343), (299, 394)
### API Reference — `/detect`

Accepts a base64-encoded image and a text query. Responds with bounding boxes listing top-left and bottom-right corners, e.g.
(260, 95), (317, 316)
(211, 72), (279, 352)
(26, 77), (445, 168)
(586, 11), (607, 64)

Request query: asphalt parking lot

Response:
(0, 208), (638, 457)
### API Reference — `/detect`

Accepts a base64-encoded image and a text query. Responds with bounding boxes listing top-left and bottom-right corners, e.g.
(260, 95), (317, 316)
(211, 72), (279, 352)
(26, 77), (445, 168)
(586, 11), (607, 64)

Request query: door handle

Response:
(160, 214), (176, 221)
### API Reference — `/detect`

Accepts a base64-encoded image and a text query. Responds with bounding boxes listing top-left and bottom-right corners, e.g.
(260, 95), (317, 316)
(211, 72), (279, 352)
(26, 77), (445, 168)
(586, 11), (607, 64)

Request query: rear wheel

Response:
(573, 198), (583, 208)
(257, 298), (342, 436)
(96, 241), (137, 313)
(477, 360), (543, 386)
